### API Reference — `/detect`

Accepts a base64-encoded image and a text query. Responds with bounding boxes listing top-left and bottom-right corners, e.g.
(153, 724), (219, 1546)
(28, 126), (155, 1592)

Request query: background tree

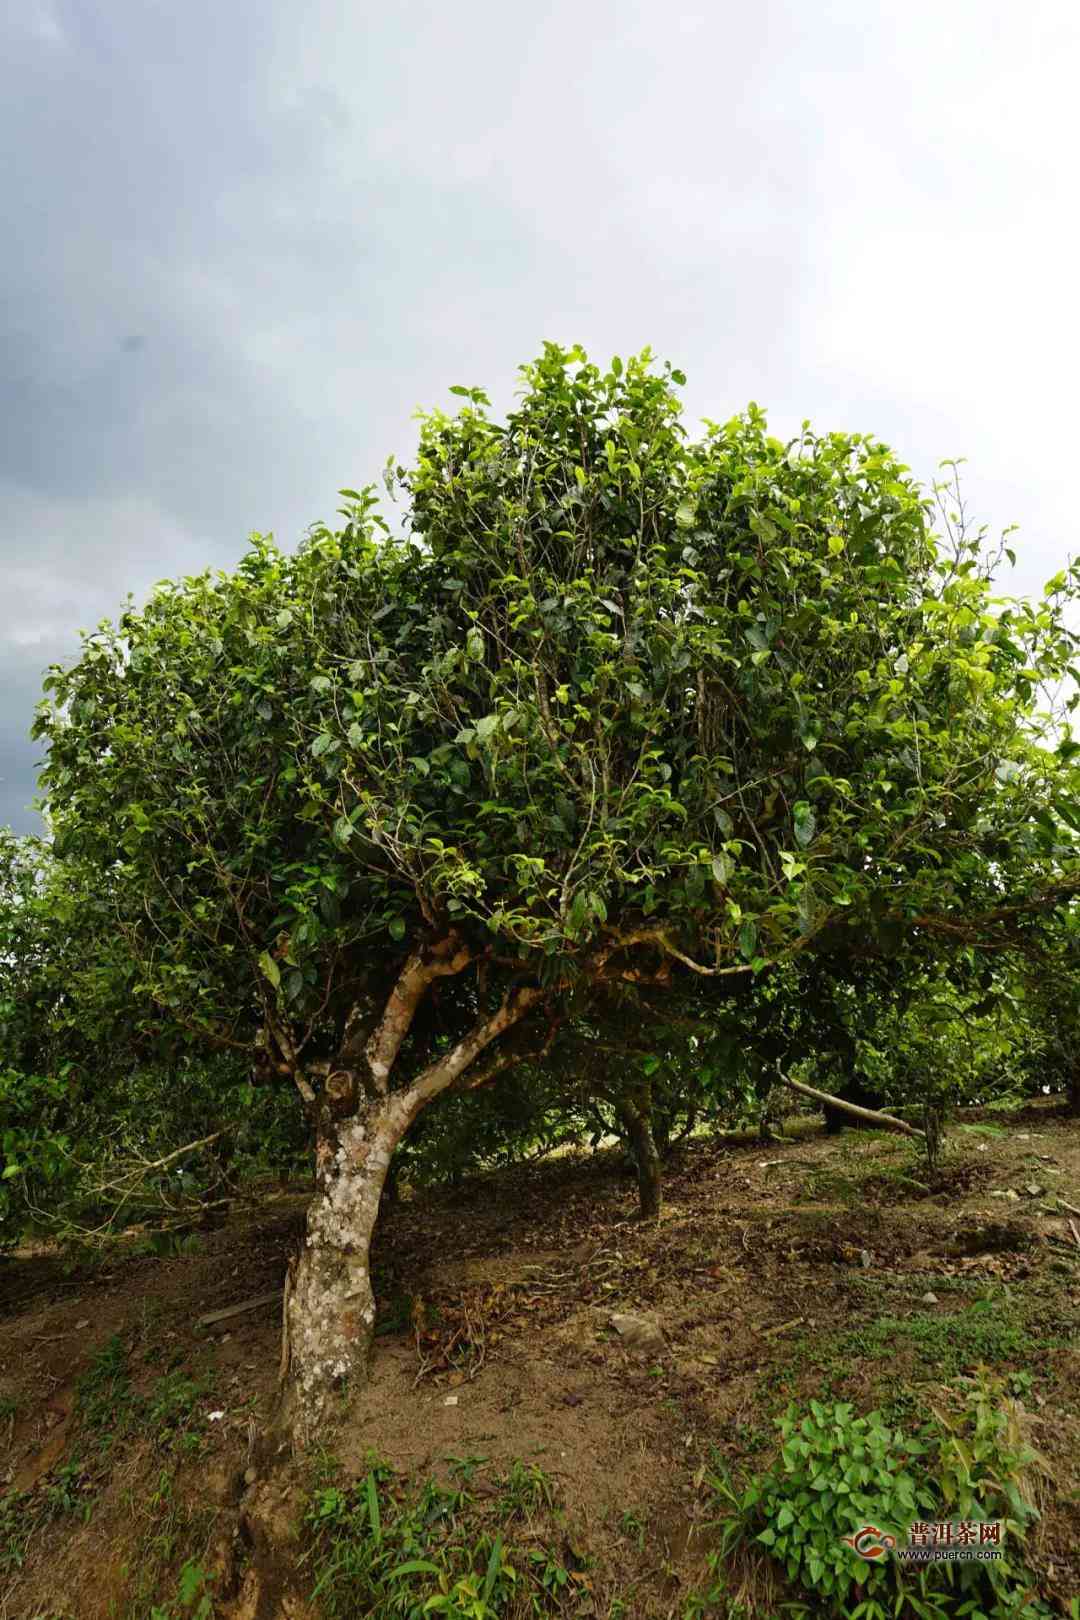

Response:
(0, 831), (307, 1247)
(33, 346), (1080, 1436)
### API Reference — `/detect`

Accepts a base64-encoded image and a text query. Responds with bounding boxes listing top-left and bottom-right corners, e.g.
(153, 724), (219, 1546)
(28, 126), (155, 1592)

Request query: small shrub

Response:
(705, 1373), (1049, 1618)
(148, 1559), (215, 1620)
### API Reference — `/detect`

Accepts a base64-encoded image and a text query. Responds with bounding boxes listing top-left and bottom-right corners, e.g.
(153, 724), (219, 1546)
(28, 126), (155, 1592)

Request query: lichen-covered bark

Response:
(283, 1099), (407, 1440)
(280, 970), (549, 1443)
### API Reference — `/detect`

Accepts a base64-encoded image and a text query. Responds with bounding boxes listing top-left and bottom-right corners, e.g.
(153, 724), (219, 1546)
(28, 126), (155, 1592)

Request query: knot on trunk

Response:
(324, 1067), (359, 1117)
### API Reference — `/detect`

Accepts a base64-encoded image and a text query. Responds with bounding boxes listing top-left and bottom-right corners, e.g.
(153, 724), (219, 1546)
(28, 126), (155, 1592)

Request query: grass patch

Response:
(118, 1469), (218, 1620)
(833, 1297), (1031, 1378)
(302, 1454), (600, 1618)
(0, 1338), (214, 1585)
(800, 1145), (992, 1207)
(756, 1293), (1035, 1408)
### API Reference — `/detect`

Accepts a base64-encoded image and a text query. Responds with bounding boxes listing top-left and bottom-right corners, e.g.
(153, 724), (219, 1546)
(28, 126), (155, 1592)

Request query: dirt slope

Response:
(2, 1104), (1078, 1618)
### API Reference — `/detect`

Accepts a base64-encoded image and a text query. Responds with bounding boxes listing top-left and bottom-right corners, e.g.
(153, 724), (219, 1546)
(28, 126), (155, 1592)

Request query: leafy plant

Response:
(149, 1560), (215, 1620)
(704, 1376), (1050, 1618)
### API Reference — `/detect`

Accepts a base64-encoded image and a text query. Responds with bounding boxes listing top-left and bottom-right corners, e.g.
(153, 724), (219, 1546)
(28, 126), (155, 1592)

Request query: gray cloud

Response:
(3, 0), (1078, 831)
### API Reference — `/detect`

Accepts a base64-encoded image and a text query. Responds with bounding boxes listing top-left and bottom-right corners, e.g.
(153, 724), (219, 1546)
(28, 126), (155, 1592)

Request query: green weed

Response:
(827, 1298), (1031, 1382)
(302, 1455), (592, 1618)
(148, 1558), (215, 1620)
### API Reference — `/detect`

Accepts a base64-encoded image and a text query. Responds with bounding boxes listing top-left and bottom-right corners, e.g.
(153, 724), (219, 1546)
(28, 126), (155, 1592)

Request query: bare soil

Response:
(2, 1103), (1079, 1619)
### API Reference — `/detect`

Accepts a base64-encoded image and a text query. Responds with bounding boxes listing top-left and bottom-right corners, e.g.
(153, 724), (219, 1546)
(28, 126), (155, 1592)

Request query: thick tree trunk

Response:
(617, 1084), (663, 1219)
(275, 954), (547, 1445)
(282, 1097), (407, 1441)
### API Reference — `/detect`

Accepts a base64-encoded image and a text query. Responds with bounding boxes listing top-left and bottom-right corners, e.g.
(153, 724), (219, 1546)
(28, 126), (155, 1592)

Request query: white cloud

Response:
(1, 0), (1078, 830)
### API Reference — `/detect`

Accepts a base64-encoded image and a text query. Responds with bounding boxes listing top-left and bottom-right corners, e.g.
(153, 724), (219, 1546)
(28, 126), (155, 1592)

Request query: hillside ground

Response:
(2, 1102), (1079, 1619)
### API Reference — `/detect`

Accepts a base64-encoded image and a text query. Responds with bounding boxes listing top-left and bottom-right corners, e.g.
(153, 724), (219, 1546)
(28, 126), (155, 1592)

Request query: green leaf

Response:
(389, 1560), (443, 1580)
(258, 951), (281, 990)
(793, 802), (817, 848)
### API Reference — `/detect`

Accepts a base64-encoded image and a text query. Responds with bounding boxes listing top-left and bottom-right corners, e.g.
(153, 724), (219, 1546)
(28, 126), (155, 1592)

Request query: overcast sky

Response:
(3, 0), (1078, 832)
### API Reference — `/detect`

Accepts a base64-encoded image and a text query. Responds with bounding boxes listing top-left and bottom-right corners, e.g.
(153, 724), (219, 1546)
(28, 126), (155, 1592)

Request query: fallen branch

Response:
(763, 1316), (805, 1338)
(198, 1291), (281, 1330)
(775, 1072), (925, 1140)
(1058, 1198), (1080, 1220)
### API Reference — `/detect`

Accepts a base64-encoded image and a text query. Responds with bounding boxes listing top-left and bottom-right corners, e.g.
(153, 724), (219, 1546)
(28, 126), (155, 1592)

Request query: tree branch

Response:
(774, 1070), (925, 1139)
(399, 982), (549, 1118)
(361, 933), (472, 1093)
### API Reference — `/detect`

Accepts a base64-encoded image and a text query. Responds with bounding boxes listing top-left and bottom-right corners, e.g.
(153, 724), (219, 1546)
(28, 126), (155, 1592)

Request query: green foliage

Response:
(79, 1346), (212, 1458)
(0, 829), (308, 1248)
(302, 1456), (587, 1618)
(706, 1375), (1047, 1618)
(0, 1065), (76, 1240)
(11, 345), (1080, 1399)
(30, 346), (1080, 1110)
(76, 1333), (138, 1447)
(148, 1560), (215, 1620)
(0, 1459), (95, 1575)
(0, 1342), (214, 1598)
(145, 1370), (211, 1454)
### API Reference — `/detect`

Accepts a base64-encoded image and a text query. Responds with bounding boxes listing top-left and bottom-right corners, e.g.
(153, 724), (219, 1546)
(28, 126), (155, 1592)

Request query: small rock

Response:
(609, 1311), (667, 1356)
(74, 1319), (90, 1330)
(921, 1292), (939, 1305)
(443, 1395), (459, 1407)
(1005, 1189), (1021, 1202)
(1024, 1184), (1044, 1198)
(244, 1467), (258, 1486)
(859, 1249), (872, 1268)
